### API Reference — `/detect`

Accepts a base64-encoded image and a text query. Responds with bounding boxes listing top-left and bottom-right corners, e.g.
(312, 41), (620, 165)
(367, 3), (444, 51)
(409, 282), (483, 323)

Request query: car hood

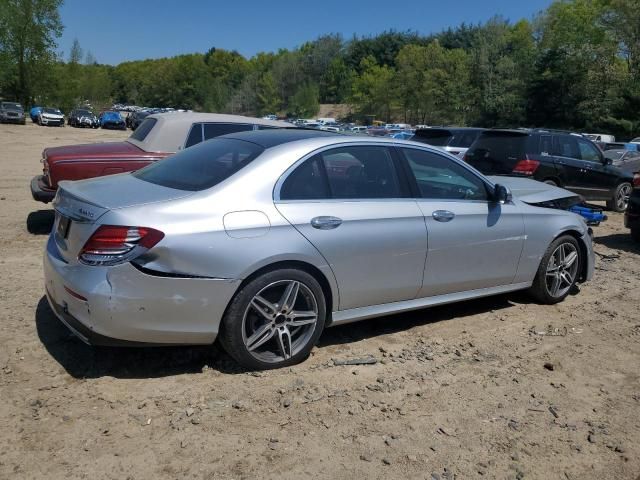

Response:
(42, 112), (63, 118)
(58, 172), (194, 210)
(487, 175), (580, 203)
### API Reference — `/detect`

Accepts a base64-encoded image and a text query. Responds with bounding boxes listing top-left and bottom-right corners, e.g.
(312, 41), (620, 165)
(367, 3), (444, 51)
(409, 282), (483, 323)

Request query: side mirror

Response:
(602, 156), (613, 165)
(493, 184), (512, 204)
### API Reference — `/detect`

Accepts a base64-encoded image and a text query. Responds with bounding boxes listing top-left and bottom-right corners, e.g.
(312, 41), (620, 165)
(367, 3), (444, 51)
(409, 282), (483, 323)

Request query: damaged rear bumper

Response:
(43, 234), (241, 345)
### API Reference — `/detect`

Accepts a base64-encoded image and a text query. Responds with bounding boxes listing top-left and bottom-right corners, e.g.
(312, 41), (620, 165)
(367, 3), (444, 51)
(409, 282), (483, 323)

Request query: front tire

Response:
(219, 269), (326, 370)
(606, 182), (632, 212)
(529, 235), (581, 304)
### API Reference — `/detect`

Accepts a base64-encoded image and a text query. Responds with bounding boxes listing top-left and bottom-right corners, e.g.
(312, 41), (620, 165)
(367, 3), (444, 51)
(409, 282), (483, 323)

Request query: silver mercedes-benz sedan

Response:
(44, 129), (594, 369)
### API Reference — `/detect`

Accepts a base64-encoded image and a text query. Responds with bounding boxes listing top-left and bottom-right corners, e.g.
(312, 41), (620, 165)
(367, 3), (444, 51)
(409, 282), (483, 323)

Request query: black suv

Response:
(464, 129), (634, 212)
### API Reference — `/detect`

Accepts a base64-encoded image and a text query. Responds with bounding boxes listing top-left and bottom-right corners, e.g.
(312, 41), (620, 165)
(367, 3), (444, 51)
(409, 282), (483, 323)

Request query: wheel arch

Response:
(232, 260), (337, 325)
(555, 229), (590, 282)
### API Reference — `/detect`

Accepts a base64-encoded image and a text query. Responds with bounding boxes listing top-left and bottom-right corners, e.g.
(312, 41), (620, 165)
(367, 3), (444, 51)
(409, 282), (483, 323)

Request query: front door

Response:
(275, 145), (427, 310)
(399, 147), (525, 297)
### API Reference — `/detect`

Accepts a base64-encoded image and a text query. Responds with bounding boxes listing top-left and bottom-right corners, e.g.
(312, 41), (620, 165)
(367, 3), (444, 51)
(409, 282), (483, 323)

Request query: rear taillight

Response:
(633, 173), (640, 188)
(79, 225), (164, 266)
(513, 159), (540, 175)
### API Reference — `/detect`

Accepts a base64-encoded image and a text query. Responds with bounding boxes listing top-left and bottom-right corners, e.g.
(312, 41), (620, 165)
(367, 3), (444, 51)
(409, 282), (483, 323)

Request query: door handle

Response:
(432, 210), (455, 222)
(311, 216), (342, 230)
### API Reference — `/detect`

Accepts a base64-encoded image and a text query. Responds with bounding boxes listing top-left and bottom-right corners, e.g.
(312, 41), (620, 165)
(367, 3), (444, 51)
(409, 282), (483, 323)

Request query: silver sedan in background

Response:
(44, 130), (594, 369)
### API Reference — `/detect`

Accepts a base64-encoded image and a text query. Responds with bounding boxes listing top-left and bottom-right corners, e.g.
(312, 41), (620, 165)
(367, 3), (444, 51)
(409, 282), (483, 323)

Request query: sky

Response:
(59, 0), (554, 65)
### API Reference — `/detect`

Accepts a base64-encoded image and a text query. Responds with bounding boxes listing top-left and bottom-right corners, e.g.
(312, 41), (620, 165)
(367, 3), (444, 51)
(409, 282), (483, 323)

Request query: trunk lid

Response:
(44, 141), (144, 163)
(52, 174), (194, 263)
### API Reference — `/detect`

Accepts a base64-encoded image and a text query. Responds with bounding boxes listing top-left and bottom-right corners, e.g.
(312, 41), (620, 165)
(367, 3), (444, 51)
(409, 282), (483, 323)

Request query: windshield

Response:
(603, 150), (624, 160)
(133, 138), (264, 191)
(77, 109), (92, 116)
(44, 108), (61, 114)
(2, 102), (22, 110)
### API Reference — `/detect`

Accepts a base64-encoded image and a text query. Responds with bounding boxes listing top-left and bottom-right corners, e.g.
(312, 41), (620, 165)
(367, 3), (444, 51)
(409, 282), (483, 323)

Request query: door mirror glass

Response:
(493, 184), (512, 204)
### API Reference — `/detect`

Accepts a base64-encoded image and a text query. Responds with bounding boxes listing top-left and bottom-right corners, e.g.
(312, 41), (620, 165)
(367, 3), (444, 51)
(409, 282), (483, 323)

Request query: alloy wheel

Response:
(242, 280), (319, 363)
(617, 184), (632, 211)
(545, 243), (579, 298)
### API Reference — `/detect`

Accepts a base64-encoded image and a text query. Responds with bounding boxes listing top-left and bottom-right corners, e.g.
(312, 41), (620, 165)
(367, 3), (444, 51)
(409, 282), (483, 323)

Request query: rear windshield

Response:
(413, 129), (480, 148)
(467, 132), (529, 161)
(133, 138), (264, 191)
(412, 130), (452, 146)
(129, 118), (157, 141)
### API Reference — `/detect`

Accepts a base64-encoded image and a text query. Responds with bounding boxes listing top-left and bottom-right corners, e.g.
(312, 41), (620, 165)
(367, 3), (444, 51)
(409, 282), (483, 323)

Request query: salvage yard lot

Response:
(0, 123), (639, 479)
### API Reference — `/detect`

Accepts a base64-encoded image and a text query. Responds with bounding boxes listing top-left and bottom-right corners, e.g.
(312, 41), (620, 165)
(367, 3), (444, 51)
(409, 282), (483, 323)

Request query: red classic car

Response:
(30, 112), (291, 203)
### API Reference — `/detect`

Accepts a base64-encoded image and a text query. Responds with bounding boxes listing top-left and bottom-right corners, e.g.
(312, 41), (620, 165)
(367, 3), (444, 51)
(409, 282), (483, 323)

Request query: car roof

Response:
(221, 128), (340, 148)
(127, 111), (293, 153)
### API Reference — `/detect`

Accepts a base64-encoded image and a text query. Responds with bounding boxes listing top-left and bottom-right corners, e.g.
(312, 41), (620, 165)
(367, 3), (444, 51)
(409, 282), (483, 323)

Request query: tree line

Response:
(1, 0), (639, 139)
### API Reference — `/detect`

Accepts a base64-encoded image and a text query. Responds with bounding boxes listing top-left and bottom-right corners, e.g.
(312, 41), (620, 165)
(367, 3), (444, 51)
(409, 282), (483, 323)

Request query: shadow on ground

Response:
(37, 291), (530, 379)
(27, 210), (54, 235)
(594, 232), (640, 255)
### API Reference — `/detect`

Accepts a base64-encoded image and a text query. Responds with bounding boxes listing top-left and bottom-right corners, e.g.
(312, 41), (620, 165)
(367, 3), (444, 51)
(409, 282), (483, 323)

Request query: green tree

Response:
(0, 0), (63, 105)
(288, 82), (319, 117)
(350, 56), (395, 122)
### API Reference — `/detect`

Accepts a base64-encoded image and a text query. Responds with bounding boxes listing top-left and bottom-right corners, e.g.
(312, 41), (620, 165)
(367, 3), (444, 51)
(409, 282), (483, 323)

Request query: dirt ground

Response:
(0, 122), (639, 480)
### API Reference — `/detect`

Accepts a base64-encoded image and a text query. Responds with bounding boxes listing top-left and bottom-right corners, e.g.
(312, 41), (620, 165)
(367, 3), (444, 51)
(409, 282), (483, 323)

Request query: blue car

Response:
(30, 106), (42, 123)
(389, 131), (415, 140)
(99, 111), (126, 130)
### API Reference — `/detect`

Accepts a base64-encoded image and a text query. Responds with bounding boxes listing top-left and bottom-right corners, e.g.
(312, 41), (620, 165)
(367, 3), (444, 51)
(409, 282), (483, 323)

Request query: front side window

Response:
(134, 138), (264, 191)
(576, 138), (601, 163)
(402, 148), (489, 201)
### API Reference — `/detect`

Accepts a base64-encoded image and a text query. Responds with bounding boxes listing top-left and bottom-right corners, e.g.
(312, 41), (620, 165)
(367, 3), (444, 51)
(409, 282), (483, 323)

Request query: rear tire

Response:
(543, 179), (558, 187)
(606, 182), (632, 212)
(529, 235), (581, 304)
(219, 269), (326, 370)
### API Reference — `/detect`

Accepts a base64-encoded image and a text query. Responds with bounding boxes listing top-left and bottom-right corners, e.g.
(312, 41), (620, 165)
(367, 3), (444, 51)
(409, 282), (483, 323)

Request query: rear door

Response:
(400, 147), (524, 296)
(275, 145), (427, 310)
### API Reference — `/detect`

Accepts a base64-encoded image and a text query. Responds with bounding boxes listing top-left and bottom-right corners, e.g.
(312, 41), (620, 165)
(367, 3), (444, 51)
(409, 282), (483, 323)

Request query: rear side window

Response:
(539, 135), (553, 155)
(185, 124), (203, 148)
(203, 123), (254, 141)
(554, 136), (580, 159)
(129, 118), (157, 142)
(280, 146), (403, 200)
(280, 157), (329, 200)
(322, 146), (401, 199)
(134, 138), (264, 191)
